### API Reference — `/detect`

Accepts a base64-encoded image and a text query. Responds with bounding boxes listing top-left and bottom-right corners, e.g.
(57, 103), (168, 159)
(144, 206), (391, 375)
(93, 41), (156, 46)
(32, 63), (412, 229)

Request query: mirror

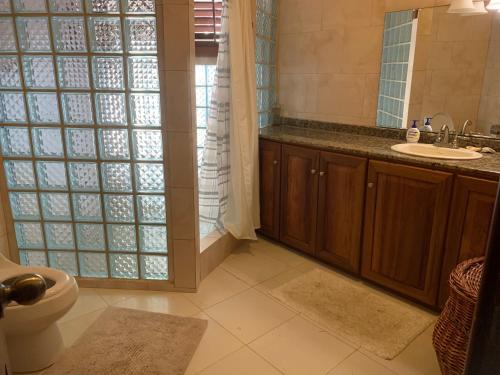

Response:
(376, 6), (500, 138)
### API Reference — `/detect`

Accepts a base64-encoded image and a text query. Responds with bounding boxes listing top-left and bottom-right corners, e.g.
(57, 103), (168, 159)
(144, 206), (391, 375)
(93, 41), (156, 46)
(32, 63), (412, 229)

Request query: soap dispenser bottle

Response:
(422, 118), (433, 132)
(406, 120), (420, 143)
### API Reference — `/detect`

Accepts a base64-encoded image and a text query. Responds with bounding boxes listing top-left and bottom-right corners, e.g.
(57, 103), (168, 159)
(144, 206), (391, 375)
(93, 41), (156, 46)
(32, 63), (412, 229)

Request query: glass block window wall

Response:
(0, 0), (169, 281)
(377, 10), (416, 129)
(195, 64), (215, 172)
(256, 0), (277, 128)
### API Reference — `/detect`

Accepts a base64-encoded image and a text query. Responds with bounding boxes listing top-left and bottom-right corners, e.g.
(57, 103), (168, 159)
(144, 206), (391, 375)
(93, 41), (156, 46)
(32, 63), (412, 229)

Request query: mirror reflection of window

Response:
(377, 10), (418, 129)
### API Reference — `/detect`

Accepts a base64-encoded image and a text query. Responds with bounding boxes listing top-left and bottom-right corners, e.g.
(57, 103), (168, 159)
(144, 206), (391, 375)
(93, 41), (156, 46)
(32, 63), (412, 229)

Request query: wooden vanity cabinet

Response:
(361, 161), (454, 306)
(258, 140), (282, 240)
(315, 152), (366, 274)
(438, 176), (499, 307)
(279, 144), (320, 254)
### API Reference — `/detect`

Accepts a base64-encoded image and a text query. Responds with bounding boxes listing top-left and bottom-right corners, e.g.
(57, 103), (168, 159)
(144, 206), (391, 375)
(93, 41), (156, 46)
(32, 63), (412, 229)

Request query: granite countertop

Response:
(260, 125), (500, 180)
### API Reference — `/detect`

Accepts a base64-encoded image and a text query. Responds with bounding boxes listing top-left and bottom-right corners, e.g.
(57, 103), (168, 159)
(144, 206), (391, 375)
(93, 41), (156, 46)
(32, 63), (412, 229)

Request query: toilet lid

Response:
(0, 266), (74, 306)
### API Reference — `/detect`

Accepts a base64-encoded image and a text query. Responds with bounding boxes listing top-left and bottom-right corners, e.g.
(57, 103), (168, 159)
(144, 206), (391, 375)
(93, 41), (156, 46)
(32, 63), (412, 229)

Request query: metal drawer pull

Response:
(319, 171), (326, 177)
(368, 182), (374, 188)
(311, 169), (317, 175)
(273, 160), (278, 165)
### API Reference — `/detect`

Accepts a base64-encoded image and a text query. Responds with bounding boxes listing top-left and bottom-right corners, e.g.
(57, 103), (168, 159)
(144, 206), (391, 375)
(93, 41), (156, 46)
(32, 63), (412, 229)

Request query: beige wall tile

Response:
(170, 188), (196, 240)
(280, 0), (322, 34)
(172, 239), (198, 289)
(322, 0), (373, 29)
(164, 70), (193, 131)
(167, 131), (195, 188)
(163, 3), (191, 71)
(279, 74), (319, 114)
(316, 74), (366, 118)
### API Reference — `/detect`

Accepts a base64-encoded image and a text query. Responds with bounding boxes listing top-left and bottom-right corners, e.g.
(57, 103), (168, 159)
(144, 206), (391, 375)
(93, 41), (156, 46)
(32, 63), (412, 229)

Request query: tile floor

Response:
(54, 238), (441, 375)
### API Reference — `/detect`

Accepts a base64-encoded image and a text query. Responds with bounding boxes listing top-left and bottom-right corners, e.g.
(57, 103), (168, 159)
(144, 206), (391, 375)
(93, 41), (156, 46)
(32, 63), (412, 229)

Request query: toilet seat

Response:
(1, 266), (74, 307)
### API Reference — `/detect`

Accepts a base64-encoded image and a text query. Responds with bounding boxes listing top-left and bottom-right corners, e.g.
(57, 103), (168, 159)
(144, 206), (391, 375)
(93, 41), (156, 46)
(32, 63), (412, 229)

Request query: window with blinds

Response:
(194, 0), (222, 56)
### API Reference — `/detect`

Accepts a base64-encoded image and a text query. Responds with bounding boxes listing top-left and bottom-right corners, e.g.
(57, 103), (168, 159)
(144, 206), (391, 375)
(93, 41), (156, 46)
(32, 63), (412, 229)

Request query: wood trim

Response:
(361, 160), (453, 306)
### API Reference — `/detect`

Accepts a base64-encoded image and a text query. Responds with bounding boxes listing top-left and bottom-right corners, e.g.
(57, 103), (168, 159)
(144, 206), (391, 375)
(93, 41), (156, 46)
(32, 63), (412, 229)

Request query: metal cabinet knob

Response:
(368, 182), (374, 188)
(319, 171), (326, 177)
(273, 160), (278, 165)
(311, 169), (317, 175)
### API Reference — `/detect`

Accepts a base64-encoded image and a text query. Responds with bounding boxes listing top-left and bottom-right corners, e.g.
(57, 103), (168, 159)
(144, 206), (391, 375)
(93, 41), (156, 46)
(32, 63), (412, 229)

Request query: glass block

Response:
(1, 127), (31, 157)
(49, 0), (83, 13)
(196, 107), (207, 128)
(52, 17), (87, 52)
(4, 160), (35, 189)
(16, 17), (52, 52)
(27, 93), (60, 124)
(197, 128), (206, 148)
(132, 130), (162, 161)
(124, 17), (157, 53)
(128, 56), (159, 91)
(79, 252), (108, 278)
(68, 162), (99, 191)
(76, 223), (105, 250)
(101, 163), (132, 192)
(98, 129), (130, 160)
(0, 92), (27, 123)
(36, 161), (68, 190)
(107, 224), (136, 252)
(104, 194), (134, 223)
(40, 193), (71, 221)
(19, 250), (47, 267)
(130, 93), (160, 127)
(9, 192), (40, 220)
(86, 0), (119, 13)
(195, 65), (206, 85)
(13, 0), (47, 12)
(139, 225), (166, 253)
(0, 0), (11, 13)
(110, 254), (138, 279)
(123, 0), (154, 13)
(45, 223), (74, 249)
(206, 65), (216, 85)
(61, 93), (93, 125)
(22, 56), (56, 89)
(15, 222), (44, 249)
(137, 195), (165, 224)
(196, 87), (206, 107)
(0, 18), (16, 52)
(57, 56), (90, 89)
(140, 255), (167, 280)
(92, 56), (124, 90)
(135, 163), (164, 193)
(95, 93), (127, 125)
(88, 17), (122, 52)
(32, 128), (64, 158)
(72, 193), (102, 221)
(0, 56), (21, 89)
(65, 128), (97, 159)
(48, 252), (78, 276)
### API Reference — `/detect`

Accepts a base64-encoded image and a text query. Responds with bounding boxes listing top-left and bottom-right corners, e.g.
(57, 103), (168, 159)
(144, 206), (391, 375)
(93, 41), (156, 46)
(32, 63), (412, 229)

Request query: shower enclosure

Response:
(0, 0), (171, 283)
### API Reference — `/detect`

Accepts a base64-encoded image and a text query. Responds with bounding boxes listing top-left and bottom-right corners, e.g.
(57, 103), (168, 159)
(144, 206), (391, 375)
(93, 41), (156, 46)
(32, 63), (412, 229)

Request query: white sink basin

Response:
(391, 143), (483, 160)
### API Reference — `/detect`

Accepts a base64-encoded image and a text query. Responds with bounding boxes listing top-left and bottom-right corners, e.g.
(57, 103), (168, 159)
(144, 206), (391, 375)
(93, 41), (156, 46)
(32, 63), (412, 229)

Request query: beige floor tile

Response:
(183, 267), (250, 309)
(250, 316), (355, 375)
(59, 288), (107, 323)
(185, 312), (243, 375)
(248, 239), (308, 267)
(58, 308), (106, 348)
(255, 268), (309, 296)
(221, 246), (290, 286)
(113, 290), (201, 317)
(205, 288), (296, 344)
(88, 288), (150, 306)
(327, 351), (396, 375)
(361, 325), (441, 375)
(196, 347), (283, 375)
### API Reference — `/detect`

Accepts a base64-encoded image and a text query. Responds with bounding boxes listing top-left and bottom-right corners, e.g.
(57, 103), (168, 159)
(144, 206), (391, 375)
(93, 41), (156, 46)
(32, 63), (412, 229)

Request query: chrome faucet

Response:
(435, 124), (451, 147)
(451, 120), (473, 149)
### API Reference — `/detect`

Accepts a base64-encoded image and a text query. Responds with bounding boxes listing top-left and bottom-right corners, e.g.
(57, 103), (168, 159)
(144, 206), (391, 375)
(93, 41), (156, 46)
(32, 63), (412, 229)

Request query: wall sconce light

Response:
(486, 0), (500, 10)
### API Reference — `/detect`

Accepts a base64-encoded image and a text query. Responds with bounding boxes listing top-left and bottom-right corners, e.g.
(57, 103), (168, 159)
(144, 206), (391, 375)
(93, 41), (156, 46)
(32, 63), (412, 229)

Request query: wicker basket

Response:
(433, 257), (484, 375)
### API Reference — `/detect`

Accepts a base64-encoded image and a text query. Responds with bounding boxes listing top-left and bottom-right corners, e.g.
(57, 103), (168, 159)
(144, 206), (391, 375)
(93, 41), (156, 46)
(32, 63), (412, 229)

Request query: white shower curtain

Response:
(198, 0), (260, 240)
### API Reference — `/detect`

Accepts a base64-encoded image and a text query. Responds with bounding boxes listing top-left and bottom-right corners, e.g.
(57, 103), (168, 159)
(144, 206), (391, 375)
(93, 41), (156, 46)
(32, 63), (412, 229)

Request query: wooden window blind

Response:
(194, 1), (222, 45)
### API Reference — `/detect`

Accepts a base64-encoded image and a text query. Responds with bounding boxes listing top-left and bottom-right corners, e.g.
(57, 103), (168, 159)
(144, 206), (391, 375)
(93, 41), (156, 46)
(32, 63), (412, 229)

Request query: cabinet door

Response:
(316, 152), (366, 274)
(438, 176), (498, 307)
(259, 139), (282, 240)
(361, 161), (453, 306)
(280, 144), (319, 254)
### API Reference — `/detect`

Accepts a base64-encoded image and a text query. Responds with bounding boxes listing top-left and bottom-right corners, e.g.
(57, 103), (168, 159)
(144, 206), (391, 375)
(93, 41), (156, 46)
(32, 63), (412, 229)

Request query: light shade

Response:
(461, 1), (488, 15)
(447, 0), (476, 13)
(486, 0), (500, 10)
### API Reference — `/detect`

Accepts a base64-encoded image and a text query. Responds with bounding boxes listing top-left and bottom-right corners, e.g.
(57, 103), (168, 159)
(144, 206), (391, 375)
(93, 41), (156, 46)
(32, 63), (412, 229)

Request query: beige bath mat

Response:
(44, 307), (207, 375)
(271, 269), (434, 359)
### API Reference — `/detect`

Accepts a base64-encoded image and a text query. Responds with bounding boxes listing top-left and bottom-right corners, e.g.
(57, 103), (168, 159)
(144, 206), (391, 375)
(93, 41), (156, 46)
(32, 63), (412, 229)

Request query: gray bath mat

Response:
(44, 307), (207, 375)
(271, 269), (434, 359)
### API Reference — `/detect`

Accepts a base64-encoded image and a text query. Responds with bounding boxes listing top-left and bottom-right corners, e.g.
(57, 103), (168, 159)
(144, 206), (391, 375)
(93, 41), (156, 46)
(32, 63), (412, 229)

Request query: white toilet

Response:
(0, 253), (79, 373)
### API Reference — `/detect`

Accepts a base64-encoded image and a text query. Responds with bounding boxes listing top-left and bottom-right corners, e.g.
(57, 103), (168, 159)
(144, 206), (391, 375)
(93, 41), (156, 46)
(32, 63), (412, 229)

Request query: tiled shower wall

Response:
(278, 0), (455, 127)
